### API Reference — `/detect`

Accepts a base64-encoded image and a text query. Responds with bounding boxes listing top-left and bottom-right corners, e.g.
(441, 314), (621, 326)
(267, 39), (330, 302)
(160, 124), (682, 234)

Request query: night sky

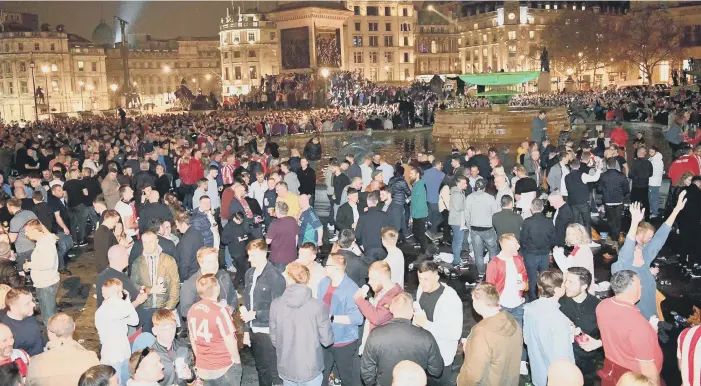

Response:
(1, 1), (274, 41)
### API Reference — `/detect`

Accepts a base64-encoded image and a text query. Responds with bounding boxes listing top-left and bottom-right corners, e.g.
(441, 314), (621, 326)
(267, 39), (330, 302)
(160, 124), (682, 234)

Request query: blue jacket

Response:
(191, 209), (214, 247)
(612, 224), (671, 319)
(423, 167), (445, 204)
(318, 275), (363, 345)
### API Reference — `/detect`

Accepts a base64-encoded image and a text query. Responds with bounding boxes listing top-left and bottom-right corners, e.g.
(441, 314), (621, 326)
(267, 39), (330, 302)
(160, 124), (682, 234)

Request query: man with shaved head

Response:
(137, 190), (174, 232)
(26, 313), (100, 386)
(96, 245), (148, 308)
(547, 360), (584, 386)
(392, 361), (427, 386)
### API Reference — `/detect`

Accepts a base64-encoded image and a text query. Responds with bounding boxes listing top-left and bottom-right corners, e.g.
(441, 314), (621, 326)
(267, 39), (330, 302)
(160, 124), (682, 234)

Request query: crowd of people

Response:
(0, 84), (698, 386)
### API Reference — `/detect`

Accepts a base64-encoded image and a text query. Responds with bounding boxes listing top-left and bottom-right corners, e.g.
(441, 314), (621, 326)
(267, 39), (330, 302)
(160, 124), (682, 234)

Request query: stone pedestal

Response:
(432, 107), (569, 150)
(538, 72), (551, 93)
(267, 3), (352, 72)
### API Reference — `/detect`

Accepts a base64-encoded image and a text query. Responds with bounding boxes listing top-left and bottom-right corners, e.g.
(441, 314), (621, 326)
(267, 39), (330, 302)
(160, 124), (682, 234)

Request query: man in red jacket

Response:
(610, 122), (628, 150)
(485, 233), (529, 373)
(354, 261), (403, 350)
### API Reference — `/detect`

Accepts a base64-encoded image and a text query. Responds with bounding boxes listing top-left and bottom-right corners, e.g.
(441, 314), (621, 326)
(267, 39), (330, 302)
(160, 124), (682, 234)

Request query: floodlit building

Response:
(219, 8), (279, 96)
(343, 0), (416, 82)
(105, 33), (220, 108)
(0, 11), (109, 122)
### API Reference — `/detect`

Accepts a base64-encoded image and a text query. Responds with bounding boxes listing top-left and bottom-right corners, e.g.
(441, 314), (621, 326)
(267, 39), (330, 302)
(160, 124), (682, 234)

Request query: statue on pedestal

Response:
(540, 47), (550, 73)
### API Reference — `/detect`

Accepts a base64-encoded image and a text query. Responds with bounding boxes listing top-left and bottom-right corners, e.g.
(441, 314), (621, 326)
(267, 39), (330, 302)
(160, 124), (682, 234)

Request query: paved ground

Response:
(54, 192), (696, 386)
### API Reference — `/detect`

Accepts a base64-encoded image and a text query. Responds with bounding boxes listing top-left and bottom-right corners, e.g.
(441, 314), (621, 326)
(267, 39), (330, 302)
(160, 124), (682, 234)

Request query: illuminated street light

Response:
(191, 78), (196, 83)
(427, 5), (435, 11)
(566, 68), (574, 75)
(86, 84), (94, 91)
(163, 65), (171, 73)
(320, 68), (329, 78)
(78, 80), (85, 87)
(578, 52), (583, 58)
(51, 81), (57, 87)
(205, 74), (212, 80)
(133, 81), (138, 86)
(41, 65), (49, 73)
(110, 84), (118, 92)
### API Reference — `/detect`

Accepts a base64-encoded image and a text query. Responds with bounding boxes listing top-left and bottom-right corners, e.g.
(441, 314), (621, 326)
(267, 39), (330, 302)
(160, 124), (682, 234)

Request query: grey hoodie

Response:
(269, 284), (334, 383)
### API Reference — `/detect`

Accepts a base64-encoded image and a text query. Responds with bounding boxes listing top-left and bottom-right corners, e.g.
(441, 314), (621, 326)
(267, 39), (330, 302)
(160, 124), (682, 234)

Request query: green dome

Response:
(91, 19), (114, 47)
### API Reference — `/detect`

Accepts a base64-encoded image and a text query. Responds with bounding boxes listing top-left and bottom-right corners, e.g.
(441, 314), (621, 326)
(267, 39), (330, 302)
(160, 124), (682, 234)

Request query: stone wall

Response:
(432, 107), (569, 150)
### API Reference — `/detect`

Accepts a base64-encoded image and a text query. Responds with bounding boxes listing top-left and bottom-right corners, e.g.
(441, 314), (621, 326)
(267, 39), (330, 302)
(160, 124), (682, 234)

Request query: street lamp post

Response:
(86, 84), (94, 110)
(320, 68), (329, 105)
(41, 65), (51, 121)
(29, 61), (38, 121)
(110, 83), (118, 108)
(78, 80), (85, 111)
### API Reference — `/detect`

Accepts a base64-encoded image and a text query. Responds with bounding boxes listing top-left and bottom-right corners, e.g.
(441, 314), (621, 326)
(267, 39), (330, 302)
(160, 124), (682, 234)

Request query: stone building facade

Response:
(0, 25), (109, 122)
(105, 34), (220, 108)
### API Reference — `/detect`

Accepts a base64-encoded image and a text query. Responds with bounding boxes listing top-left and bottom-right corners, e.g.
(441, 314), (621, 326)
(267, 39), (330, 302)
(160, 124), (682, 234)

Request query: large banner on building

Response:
(315, 28), (341, 68)
(281, 27), (310, 70)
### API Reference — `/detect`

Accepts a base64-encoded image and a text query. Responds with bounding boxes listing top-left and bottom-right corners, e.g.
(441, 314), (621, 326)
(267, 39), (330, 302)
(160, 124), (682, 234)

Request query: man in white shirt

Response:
(382, 227), (404, 289)
(360, 157), (373, 191)
(94, 278), (139, 385)
(114, 185), (138, 238)
(205, 166), (221, 211)
(248, 171), (267, 209)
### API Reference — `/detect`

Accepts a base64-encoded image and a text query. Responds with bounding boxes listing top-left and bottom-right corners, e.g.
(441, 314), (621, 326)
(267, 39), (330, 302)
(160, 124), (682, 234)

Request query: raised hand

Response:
(629, 202), (645, 223)
(675, 190), (688, 212)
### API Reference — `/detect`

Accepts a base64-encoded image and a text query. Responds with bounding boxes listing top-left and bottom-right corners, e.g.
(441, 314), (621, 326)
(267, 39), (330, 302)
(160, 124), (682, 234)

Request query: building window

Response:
(370, 68), (378, 81)
(529, 31), (535, 39)
(355, 22), (361, 31)
(367, 6), (379, 16)
(223, 52), (228, 59)
(403, 52), (409, 63)
(369, 23), (378, 32)
(402, 8), (408, 17)
(187, 62), (192, 68)
(249, 65), (257, 79)
(5, 62), (11, 73)
(385, 52), (393, 62)
(431, 41), (437, 54)
(353, 52), (363, 64)
(51, 63), (58, 72)
(386, 23), (391, 31)
(353, 36), (363, 47)
(20, 80), (28, 93)
(248, 32), (255, 42)
(369, 36), (379, 47)
(508, 45), (517, 53)
(4, 44), (9, 52)
(234, 51), (241, 58)
(78, 61), (84, 71)
(508, 31), (516, 40)
(405, 68), (410, 79)
(385, 7), (391, 16)
(225, 67), (230, 81)
(19, 61), (26, 73)
(92, 62), (97, 72)
(369, 52), (378, 64)
(34, 43), (40, 51)
(9, 81), (13, 95)
(270, 32), (276, 40)
(400, 23), (410, 32)
(354, 6), (360, 15)
(545, 4), (550, 9)
(404, 36), (409, 46)
(384, 36), (393, 46)
(235, 66), (242, 80)
(18, 43), (23, 51)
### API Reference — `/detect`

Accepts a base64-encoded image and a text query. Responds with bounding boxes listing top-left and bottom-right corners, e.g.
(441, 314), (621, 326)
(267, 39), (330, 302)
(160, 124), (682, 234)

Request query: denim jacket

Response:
(318, 275), (364, 344)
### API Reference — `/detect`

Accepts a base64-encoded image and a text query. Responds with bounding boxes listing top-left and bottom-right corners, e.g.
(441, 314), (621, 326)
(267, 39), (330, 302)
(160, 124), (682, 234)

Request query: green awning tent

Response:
(458, 71), (541, 86)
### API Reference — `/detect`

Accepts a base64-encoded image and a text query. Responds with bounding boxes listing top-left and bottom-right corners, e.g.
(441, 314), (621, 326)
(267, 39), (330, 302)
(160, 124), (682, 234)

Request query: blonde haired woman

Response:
(553, 223), (596, 294)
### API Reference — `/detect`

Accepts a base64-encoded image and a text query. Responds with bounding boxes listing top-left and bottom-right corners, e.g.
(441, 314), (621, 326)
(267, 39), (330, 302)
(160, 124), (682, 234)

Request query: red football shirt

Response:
(187, 299), (236, 370)
(668, 155), (701, 185)
(596, 297), (663, 374)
